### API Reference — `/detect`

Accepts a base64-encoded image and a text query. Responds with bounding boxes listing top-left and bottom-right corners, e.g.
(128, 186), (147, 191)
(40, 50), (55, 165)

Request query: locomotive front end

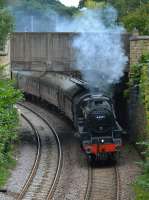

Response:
(78, 95), (123, 161)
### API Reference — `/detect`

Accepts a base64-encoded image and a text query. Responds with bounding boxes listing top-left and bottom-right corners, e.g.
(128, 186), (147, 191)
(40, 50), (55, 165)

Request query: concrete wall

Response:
(11, 32), (77, 72)
(11, 32), (130, 75)
(130, 36), (149, 65)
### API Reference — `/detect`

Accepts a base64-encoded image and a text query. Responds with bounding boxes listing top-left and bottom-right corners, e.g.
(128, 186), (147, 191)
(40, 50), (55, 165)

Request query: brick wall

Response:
(130, 36), (149, 65)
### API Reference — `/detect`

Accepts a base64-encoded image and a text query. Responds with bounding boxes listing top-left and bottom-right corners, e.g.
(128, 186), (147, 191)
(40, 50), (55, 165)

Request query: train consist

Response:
(13, 70), (123, 162)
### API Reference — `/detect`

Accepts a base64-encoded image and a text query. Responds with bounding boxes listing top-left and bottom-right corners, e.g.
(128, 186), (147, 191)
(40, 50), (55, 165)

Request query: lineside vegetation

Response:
(0, 75), (23, 187)
(0, 0), (13, 48)
(0, 0), (23, 187)
(79, 0), (149, 35)
(129, 54), (149, 200)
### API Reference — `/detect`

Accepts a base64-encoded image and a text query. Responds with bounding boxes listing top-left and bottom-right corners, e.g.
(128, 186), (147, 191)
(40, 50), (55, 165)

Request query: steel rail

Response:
(84, 163), (121, 200)
(17, 112), (41, 200)
(84, 165), (92, 200)
(115, 165), (121, 200)
(17, 102), (63, 200)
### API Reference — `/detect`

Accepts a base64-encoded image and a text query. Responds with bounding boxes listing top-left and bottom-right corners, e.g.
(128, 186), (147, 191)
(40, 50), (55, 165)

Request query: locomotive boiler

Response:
(13, 70), (123, 162)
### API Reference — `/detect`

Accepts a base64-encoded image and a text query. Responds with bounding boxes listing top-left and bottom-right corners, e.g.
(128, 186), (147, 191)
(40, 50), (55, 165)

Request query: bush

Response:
(130, 54), (149, 199)
(134, 141), (149, 200)
(0, 5), (13, 47)
(122, 3), (149, 35)
(0, 79), (23, 187)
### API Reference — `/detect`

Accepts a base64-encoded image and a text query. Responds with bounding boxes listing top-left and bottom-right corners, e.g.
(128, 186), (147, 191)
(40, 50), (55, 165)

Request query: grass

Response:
(129, 54), (149, 199)
(0, 149), (17, 188)
(133, 177), (149, 200)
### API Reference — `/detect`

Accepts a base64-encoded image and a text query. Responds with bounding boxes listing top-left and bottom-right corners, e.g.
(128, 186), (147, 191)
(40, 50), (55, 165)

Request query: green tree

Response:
(10, 0), (79, 31)
(0, 78), (23, 187)
(0, 1), (13, 48)
(79, 0), (149, 34)
(79, 0), (106, 8)
(79, 0), (149, 18)
(0, 0), (4, 8)
(131, 54), (149, 200)
(122, 3), (149, 35)
(17, 0), (79, 16)
(0, 1), (23, 187)
(110, 0), (148, 18)
(0, 64), (23, 185)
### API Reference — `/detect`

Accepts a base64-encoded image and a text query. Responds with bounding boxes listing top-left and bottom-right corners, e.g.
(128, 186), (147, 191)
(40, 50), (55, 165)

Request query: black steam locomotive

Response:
(13, 71), (123, 161)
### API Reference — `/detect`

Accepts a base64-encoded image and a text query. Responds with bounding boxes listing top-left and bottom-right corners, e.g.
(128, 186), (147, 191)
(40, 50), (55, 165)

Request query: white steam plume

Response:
(11, 4), (128, 93)
(56, 7), (128, 93)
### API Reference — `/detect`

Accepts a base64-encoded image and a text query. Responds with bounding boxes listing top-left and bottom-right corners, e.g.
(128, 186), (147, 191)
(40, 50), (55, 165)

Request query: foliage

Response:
(129, 54), (149, 133)
(0, 64), (23, 187)
(0, 0), (22, 179)
(0, 79), (23, 162)
(9, 0), (79, 31)
(129, 63), (142, 88)
(109, 0), (148, 18)
(14, 0), (79, 16)
(139, 57), (149, 134)
(0, 64), (6, 77)
(0, 0), (4, 8)
(79, 0), (149, 35)
(130, 54), (149, 199)
(134, 141), (149, 200)
(80, 0), (106, 9)
(0, 1), (13, 48)
(79, 0), (148, 12)
(0, 154), (17, 187)
(79, 0), (84, 8)
(122, 3), (149, 35)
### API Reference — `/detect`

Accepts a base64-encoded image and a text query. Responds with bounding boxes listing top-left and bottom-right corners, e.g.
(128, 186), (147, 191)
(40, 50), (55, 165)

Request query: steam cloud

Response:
(56, 7), (128, 92)
(11, 4), (128, 93)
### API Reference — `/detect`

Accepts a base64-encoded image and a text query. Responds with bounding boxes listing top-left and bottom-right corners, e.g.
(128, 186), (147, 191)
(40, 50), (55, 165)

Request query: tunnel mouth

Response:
(113, 72), (129, 130)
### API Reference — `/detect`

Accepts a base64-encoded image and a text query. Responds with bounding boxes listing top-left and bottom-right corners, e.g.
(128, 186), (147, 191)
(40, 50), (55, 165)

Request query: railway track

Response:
(17, 113), (41, 200)
(0, 100), (139, 200)
(18, 101), (122, 200)
(85, 163), (121, 200)
(17, 103), (63, 200)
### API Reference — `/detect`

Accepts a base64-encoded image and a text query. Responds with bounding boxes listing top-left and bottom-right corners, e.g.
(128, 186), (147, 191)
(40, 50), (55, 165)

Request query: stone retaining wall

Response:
(130, 36), (149, 65)
(129, 35), (149, 142)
